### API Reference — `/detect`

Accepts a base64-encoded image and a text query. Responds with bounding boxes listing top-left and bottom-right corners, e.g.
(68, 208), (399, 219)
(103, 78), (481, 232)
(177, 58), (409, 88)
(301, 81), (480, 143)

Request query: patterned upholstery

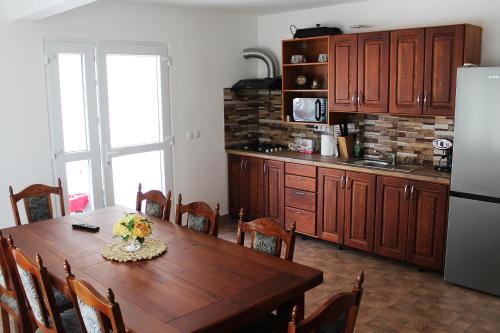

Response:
(77, 296), (103, 333)
(0, 269), (6, 289)
(145, 200), (162, 218)
(253, 232), (278, 256)
(26, 195), (50, 222)
(16, 265), (44, 323)
(187, 213), (208, 233)
(0, 293), (18, 314)
(318, 311), (347, 333)
(52, 286), (72, 309)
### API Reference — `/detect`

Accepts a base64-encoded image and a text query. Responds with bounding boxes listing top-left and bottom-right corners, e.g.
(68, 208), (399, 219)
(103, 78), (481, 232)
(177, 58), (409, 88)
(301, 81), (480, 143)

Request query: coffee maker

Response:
(432, 138), (453, 172)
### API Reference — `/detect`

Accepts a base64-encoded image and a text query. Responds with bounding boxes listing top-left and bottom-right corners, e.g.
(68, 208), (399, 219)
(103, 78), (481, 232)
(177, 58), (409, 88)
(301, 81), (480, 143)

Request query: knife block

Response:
(338, 135), (354, 159)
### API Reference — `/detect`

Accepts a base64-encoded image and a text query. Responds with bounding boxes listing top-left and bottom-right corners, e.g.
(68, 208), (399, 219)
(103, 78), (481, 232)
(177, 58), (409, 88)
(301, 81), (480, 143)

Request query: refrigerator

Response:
(444, 67), (500, 296)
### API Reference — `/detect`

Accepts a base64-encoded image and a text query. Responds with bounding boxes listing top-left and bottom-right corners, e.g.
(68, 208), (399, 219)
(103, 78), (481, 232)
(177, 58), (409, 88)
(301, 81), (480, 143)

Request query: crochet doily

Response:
(101, 238), (167, 262)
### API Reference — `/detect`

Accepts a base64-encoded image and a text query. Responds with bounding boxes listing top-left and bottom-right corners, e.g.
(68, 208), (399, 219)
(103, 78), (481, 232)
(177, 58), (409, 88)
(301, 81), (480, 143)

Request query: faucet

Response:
(373, 149), (396, 165)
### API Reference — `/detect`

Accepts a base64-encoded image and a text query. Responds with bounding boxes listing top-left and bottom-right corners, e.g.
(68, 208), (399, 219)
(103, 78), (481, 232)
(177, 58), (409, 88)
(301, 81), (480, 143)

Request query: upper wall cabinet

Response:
(390, 24), (482, 116)
(329, 32), (390, 114)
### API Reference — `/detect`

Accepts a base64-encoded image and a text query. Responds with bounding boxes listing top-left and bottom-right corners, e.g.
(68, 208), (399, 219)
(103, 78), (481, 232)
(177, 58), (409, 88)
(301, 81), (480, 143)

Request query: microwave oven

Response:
(292, 98), (327, 123)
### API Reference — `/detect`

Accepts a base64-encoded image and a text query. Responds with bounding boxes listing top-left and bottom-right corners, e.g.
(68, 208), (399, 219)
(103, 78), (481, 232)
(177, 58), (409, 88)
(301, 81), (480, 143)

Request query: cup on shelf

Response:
(318, 54), (328, 62)
(290, 55), (307, 64)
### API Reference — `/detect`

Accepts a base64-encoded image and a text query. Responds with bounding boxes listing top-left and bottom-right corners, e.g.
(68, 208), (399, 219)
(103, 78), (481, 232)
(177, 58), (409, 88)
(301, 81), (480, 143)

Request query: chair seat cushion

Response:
(52, 286), (73, 310)
(236, 313), (276, 333)
(0, 293), (19, 314)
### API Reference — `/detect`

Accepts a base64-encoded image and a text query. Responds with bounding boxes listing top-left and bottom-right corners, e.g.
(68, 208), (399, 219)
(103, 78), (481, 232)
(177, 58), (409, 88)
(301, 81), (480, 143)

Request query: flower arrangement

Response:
(113, 213), (153, 245)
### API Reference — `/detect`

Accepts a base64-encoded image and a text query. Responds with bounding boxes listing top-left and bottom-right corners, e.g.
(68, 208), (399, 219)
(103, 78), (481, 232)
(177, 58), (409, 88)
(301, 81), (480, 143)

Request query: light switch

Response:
(194, 130), (200, 139)
(186, 131), (194, 139)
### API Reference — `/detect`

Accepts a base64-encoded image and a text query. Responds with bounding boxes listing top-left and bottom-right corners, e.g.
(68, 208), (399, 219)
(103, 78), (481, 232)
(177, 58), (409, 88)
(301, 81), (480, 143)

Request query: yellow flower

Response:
(113, 222), (128, 237)
(133, 221), (151, 238)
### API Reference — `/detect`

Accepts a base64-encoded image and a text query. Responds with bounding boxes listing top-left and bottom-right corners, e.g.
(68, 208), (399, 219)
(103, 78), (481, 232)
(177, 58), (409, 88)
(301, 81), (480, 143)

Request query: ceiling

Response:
(120, 0), (367, 15)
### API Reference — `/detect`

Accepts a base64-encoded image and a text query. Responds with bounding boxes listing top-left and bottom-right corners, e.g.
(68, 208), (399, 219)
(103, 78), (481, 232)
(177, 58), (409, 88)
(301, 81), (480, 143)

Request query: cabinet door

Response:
(245, 157), (265, 220)
(264, 160), (284, 227)
(390, 28), (425, 115)
(374, 176), (410, 260)
(317, 168), (345, 244)
(228, 155), (246, 216)
(329, 34), (358, 112)
(344, 171), (376, 252)
(358, 31), (390, 113)
(407, 181), (448, 270)
(423, 25), (465, 116)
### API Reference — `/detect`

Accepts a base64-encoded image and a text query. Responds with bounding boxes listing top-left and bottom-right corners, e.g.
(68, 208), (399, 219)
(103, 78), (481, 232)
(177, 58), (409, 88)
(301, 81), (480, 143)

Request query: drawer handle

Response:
(295, 191), (305, 195)
(296, 177), (306, 181)
(295, 165), (305, 169)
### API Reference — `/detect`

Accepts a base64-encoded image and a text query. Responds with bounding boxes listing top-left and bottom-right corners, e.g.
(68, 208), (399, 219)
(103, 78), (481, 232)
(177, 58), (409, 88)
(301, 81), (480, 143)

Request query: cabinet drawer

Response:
(285, 207), (316, 236)
(285, 188), (316, 212)
(285, 174), (317, 192)
(285, 163), (317, 178)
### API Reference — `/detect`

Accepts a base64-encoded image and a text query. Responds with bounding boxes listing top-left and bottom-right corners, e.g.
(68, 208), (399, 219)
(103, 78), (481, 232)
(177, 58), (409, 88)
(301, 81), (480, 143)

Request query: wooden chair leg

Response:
(1, 308), (11, 333)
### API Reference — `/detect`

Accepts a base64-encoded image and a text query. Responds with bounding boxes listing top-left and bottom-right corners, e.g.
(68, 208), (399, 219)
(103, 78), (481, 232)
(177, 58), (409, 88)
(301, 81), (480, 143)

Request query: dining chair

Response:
(9, 244), (80, 332)
(175, 194), (220, 237)
(236, 208), (297, 261)
(288, 271), (365, 333)
(9, 179), (65, 226)
(135, 183), (172, 220)
(0, 231), (31, 333)
(64, 260), (127, 333)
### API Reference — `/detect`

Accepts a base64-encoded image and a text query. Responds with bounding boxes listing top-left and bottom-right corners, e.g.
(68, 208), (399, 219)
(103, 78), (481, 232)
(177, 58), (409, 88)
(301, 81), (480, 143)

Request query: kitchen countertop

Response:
(226, 149), (451, 185)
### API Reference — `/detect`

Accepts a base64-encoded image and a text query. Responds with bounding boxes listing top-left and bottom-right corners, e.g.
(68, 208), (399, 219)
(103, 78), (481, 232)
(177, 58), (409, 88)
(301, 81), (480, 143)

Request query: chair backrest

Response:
(9, 178), (65, 226)
(135, 183), (172, 220)
(175, 194), (220, 237)
(64, 260), (126, 333)
(0, 232), (30, 324)
(10, 246), (65, 333)
(288, 271), (365, 333)
(236, 208), (296, 261)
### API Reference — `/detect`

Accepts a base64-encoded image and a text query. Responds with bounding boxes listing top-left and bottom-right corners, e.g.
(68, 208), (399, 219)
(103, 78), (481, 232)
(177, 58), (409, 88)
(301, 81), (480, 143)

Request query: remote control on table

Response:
(72, 223), (100, 232)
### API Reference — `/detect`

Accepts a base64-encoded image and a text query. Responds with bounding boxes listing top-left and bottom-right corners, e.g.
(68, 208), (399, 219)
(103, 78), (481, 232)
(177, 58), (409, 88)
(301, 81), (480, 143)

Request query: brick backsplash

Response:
(224, 89), (454, 165)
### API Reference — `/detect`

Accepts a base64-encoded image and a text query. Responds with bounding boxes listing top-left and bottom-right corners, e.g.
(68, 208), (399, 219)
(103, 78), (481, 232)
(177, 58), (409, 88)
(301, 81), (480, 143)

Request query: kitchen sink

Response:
(350, 159), (421, 173)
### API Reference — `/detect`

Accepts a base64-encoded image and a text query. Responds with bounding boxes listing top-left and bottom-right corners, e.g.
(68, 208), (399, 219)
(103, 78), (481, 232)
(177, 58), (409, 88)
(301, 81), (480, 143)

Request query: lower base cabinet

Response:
(374, 176), (448, 270)
(229, 154), (449, 270)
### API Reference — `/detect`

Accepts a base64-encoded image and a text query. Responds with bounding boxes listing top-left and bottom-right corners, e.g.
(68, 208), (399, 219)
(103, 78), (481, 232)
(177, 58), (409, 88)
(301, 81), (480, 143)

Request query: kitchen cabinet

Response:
(284, 163), (317, 236)
(329, 32), (390, 114)
(329, 34), (358, 112)
(344, 171), (376, 252)
(228, 154), (246, 216)
(357, 31), (390, 113)
(317, 168), (345, 244)
(228, 155), (264, 220)
(407, 180), (448, 270)
(229, 153), (449, 270)
(264, 160), (285, 227)
(389, 28), (426, 115)
(374, 176), (448, 269)
(374, 176), (410, 260)
(390, 24), (482, 116)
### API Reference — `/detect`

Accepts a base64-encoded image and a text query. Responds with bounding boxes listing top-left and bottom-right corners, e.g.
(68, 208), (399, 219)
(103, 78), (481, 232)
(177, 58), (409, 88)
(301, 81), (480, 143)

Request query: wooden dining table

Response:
(3, 206), (323, 332)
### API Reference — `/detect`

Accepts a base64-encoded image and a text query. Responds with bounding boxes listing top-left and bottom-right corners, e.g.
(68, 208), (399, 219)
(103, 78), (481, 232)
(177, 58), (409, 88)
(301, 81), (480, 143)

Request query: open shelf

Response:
(283, 62), (328, 67)
(282, 36), (331, 124)
(284, 89), (328, 93)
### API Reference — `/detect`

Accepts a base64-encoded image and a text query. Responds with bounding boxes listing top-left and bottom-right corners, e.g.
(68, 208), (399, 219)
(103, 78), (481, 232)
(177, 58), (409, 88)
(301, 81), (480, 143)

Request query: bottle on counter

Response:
(354, 134), (363, 158)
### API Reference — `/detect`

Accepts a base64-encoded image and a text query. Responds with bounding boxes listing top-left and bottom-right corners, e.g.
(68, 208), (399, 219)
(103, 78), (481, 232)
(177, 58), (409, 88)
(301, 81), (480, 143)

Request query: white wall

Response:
(257, 0), (500, 76)
(0, 0), (257, 227)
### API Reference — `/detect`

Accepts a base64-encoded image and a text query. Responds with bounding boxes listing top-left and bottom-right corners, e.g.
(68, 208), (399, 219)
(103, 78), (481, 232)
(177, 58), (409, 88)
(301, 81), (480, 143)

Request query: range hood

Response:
(232, 48), (282, 91)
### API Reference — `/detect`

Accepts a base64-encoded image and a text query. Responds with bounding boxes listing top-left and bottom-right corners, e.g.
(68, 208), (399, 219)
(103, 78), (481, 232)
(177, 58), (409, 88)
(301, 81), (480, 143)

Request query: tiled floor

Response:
(218, 219), (500, 333)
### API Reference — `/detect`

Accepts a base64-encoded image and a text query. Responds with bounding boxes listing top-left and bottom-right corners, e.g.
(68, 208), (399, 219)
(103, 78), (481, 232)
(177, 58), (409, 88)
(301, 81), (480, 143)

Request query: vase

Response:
(125, 239), (141, 252)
